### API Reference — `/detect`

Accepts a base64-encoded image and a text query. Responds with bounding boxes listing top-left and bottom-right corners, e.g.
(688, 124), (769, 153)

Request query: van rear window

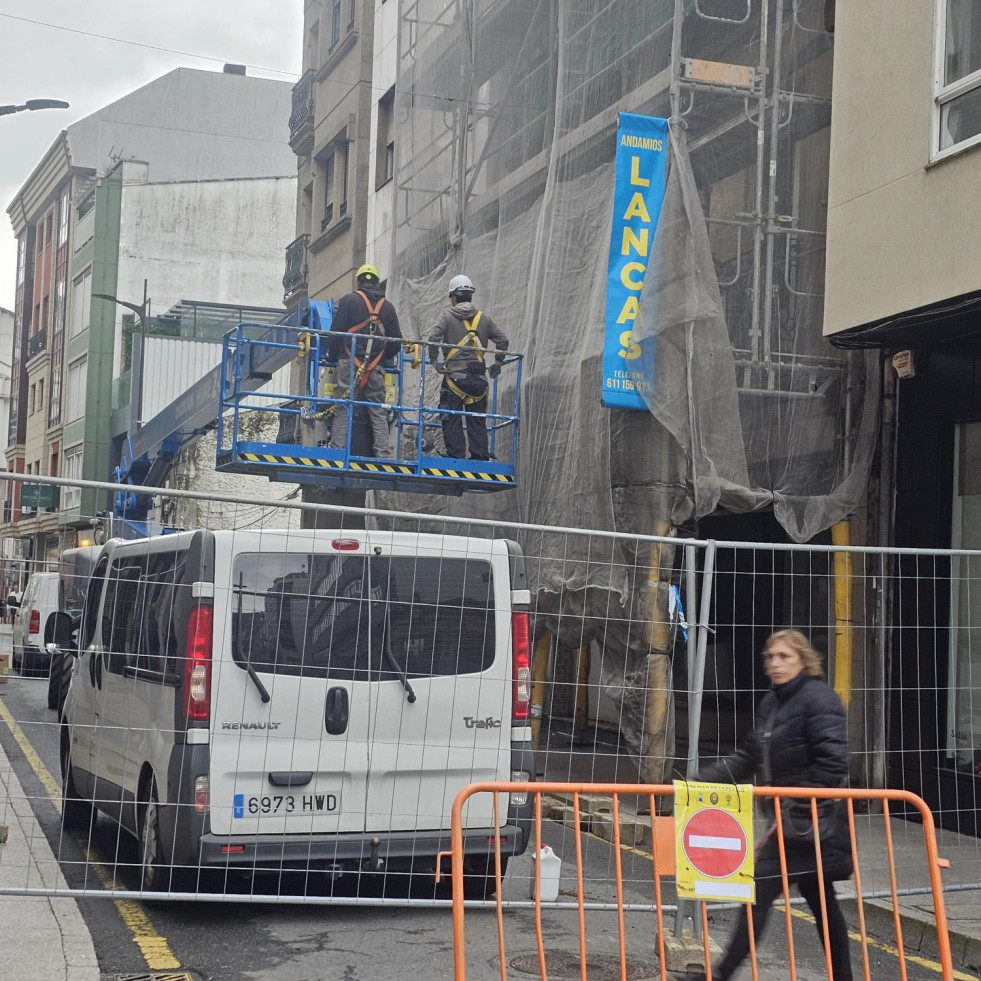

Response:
(232, 554), (495, 680)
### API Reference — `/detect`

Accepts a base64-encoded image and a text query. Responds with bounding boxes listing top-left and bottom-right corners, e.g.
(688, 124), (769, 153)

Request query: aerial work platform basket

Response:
(215, 320), (521, 494)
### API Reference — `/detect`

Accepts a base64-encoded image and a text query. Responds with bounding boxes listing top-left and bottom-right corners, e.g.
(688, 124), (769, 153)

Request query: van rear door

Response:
(363, 538), (510, 834)
(209, 540), (374, 837)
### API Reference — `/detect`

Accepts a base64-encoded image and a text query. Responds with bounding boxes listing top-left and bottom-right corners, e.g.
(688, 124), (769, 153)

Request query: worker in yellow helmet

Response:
(427, 274), (509, 461)
(326, 263), (403, 457)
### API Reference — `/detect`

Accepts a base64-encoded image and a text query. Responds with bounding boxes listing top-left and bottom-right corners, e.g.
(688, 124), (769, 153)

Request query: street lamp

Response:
(0, 99), (70, 117)
(92, 281), (150, 429)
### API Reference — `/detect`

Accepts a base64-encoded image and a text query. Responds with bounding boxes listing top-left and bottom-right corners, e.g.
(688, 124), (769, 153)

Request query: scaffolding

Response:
(387, 0), (878, 780)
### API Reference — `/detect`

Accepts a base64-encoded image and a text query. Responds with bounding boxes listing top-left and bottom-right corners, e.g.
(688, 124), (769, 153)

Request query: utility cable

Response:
(0, 11), (298, 78)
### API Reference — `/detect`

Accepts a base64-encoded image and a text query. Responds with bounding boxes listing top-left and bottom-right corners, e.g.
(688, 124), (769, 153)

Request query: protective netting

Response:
(381, 0), (879, 779)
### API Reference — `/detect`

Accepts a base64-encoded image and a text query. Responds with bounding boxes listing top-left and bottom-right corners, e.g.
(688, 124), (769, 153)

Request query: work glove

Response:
(433, 361), (447, 375)
(488, 362), (501, 378)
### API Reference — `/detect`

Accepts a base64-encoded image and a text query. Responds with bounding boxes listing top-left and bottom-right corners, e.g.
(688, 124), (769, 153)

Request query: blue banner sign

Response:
(602, 113), (669, 410)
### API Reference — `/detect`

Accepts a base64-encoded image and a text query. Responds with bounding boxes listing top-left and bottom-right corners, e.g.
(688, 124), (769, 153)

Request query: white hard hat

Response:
(449, 274), (475, 296)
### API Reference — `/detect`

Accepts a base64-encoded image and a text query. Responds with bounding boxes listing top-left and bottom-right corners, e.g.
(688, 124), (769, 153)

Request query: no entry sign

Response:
(674, 781), (755, 903)
(682, 808), (747, 878)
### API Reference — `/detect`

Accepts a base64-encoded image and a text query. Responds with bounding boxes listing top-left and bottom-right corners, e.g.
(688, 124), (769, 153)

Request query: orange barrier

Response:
(445, 782), (954, 981)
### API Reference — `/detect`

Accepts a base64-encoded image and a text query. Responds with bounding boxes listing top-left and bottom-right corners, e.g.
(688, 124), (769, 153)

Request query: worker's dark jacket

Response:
(427, 301), (508, 380)
(699, 673), (852, 880)
(326, 287), (403, 363)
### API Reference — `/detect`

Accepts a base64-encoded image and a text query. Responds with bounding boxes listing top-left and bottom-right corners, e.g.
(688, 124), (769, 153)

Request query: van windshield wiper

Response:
(245, 659), (271, 703)
(235, 574), (271, 703)
(380, 613), (415, 703)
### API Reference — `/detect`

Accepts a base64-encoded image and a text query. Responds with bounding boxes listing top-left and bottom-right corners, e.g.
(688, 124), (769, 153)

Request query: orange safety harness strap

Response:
(343, 290), (387, 389)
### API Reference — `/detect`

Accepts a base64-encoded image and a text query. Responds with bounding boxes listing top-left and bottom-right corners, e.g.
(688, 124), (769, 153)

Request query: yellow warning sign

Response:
(674, 780), (755, 903)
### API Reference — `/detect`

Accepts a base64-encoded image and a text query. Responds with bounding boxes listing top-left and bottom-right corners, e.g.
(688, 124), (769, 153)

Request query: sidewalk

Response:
(0, 621), (100, 981)
(539, 721), (981, 976)
(0, 729), (99, 980)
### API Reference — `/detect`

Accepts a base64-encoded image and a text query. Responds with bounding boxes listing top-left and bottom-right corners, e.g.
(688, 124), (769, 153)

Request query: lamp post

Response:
(0, 99), (70, 117)
(92, 280), (150, 429)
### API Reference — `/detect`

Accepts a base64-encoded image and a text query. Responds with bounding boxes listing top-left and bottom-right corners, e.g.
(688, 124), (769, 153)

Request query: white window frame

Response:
(933, 0), (981, 161)
(62, 445), (83, 510)
(65, 358), (87, 423)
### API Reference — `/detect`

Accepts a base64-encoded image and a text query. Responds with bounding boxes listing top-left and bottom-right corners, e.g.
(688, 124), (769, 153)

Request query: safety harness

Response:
(343, 290), (387, 389)
(443, 312), (487, 405)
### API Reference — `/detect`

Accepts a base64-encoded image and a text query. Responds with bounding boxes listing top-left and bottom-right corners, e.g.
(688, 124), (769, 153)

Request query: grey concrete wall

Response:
(824, 1), (981, 334)
(66, 68), (295, 183)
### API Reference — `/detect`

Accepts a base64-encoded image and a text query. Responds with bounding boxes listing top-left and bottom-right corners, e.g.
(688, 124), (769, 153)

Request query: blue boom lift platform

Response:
(215, 314), (520, 494)
(113, 299), (520, 535)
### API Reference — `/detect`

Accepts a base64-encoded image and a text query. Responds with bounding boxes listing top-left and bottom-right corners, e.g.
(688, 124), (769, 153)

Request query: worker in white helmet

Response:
(427, 274), (509, 461)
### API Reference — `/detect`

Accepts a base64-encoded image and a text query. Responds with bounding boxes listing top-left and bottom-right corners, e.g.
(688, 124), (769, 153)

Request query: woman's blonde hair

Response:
(764, 629), (824, 679)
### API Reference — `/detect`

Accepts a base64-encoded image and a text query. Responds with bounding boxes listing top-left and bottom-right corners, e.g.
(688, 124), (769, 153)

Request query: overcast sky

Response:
(0, 2), (302, 311)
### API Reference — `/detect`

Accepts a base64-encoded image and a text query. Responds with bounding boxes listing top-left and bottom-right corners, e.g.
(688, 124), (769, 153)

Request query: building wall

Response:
(115, 171), (296, 378)
(296, 0), (375, 303)
(66, 68), (295, 184)
(366, 0), (398, 278)
(0, 307), (12, 458)
(824, 0), (981, 334)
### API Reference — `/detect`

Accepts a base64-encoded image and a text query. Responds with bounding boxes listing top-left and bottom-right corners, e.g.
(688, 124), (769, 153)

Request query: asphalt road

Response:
(0, 672), (961, 981)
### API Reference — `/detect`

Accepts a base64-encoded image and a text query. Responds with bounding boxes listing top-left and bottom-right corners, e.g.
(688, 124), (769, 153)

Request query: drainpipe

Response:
(831, 519), (854, 706)
(870, 355), (897, 787)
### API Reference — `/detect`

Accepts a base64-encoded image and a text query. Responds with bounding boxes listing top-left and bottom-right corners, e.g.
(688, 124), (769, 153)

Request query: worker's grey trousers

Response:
(328, 360), (391, 457)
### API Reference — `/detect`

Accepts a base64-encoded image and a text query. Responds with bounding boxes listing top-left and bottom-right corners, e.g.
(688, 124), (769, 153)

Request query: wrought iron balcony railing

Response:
(283, 234), (310, 298)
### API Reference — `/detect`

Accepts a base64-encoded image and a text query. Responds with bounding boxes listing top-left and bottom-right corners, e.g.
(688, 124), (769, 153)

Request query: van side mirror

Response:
(44, 611), (75, 650)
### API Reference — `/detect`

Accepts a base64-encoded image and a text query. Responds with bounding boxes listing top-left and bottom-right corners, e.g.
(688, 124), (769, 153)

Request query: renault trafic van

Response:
(58, 529), (534, 894)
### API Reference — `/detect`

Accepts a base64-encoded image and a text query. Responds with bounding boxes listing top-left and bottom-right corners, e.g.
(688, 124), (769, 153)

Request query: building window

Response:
(58, 189), (70, 247)
(340, 140), (349, 217)
(66, 358), (87, 422)
(348, 0), (356, 30)
(62, 445), (83, 510)
(70, 270), (92, 337)
(376, 87), (396, 190)
(16, 237), (26, 287)
(37, 379), (43, 410)
(29, 384), (36, 416)
(331, 0), (341, 48)
(323, 152), (336, 228)
(935, 0), (981, 156)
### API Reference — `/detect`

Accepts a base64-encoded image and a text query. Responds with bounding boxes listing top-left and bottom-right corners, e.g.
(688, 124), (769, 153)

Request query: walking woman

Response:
(694, 630), (853, 980)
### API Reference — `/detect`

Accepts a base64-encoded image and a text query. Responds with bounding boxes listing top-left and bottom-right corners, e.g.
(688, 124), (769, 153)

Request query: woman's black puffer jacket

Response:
(699, 672), (852, 879)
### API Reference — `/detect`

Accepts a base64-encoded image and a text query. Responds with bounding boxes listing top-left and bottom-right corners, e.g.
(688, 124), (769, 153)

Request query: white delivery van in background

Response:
(13, 571), (60, 677)
(57, 529), (534, 895)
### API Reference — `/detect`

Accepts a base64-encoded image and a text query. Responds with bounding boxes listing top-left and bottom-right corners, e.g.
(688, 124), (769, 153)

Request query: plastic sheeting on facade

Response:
(381, 0), (879, 777)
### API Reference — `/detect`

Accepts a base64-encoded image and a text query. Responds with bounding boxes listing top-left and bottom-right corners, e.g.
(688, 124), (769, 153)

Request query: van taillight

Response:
(29, 609), (39, 634)
(184, 605), (213, 722)
(511, 612), (531, 721)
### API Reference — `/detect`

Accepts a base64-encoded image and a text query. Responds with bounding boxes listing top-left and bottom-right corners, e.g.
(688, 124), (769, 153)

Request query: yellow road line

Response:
(0, 701), (181, 971)
(787, 906), (978, 981)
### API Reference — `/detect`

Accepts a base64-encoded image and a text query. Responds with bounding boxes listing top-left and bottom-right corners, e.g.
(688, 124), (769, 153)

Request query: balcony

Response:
(26, 328), (46, 362)
(289, 70), (315, 155)
(283, 234), (310, 301)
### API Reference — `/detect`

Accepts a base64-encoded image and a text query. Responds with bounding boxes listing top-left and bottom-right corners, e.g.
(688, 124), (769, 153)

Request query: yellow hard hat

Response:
(357, 263), (380, 282)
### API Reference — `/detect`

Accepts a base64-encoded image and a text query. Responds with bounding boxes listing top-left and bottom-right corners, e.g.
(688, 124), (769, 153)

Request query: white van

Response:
(57, 529), (534, 894)
(13, 571), (61, 677)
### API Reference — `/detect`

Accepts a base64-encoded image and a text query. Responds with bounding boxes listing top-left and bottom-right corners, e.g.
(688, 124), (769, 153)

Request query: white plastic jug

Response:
(529, 844), (561, 902)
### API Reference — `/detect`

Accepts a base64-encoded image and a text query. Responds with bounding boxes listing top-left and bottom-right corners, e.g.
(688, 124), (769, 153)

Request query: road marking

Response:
(788, 906), (978, 981)
(0, 700), (181, 971)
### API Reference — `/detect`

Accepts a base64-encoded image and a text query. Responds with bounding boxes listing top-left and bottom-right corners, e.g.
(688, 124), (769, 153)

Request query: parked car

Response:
(54, 528), (534, 895)
(12, 571), (61, 678)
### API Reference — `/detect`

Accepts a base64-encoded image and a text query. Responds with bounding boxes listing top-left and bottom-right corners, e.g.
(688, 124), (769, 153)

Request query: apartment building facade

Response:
(5, 66), (295, 570)
(285, 0), (383, 312)
(824, 0), (981, 829)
